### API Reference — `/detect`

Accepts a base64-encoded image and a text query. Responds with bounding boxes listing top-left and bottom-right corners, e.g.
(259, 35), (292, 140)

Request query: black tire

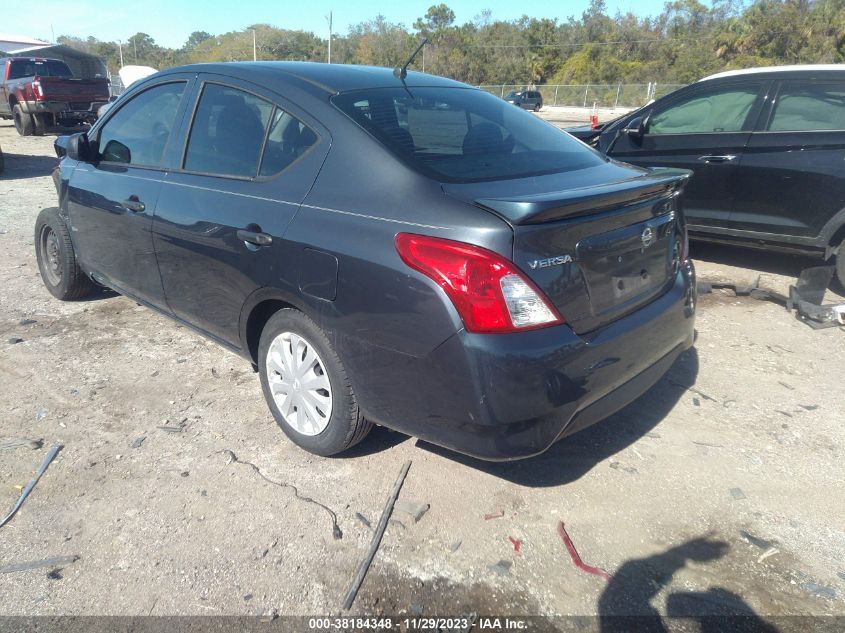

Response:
(258, 308), (372, 456)
(836, 239), (845, 289)
(34, 207), (96, 300)
(32, 112), (48, 136)
(0, 148), (4, 175)
(13, 104), (34, 136)
(534, 103), (541, 112)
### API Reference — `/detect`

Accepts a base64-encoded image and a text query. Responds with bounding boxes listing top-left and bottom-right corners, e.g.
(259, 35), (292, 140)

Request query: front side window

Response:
(649, 85), (761, 135)
(97, 81), (185, 167)
(769, 81), (845, 132)
(333, 87), (603, 183)
(183, 83), (273, 178)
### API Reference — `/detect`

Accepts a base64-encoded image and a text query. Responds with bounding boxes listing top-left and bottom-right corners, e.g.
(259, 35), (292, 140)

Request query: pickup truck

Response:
(0, 57), (110, 136)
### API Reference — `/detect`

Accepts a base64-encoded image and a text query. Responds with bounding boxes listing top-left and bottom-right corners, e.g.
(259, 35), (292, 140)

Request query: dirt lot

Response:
(1, 122), (844, 627)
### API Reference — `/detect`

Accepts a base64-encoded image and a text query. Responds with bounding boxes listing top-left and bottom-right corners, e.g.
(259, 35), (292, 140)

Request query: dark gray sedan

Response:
(37, 62), (695, 460)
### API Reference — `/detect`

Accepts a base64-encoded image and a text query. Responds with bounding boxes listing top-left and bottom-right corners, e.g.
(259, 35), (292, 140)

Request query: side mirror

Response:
(65, 133), (92, 162)
(623, 116), (646, 140)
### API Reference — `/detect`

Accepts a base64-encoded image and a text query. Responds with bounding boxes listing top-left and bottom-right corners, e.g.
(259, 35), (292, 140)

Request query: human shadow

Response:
(416, 347), (698, 487)
(598, 536), (779, 633)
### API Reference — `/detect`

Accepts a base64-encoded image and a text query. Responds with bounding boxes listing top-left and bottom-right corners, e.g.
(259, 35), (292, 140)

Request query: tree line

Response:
(53, 0), (845, 87)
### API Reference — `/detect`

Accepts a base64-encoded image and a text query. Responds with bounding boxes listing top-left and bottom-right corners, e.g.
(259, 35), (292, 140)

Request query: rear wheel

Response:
(32, 113), (48, 136)
(13, 104), (34, 136)
(34, 208), (96, 300)
(534, 103), (541, 112)
(258, 309), (372, 456)
(836, 239), (845, 289)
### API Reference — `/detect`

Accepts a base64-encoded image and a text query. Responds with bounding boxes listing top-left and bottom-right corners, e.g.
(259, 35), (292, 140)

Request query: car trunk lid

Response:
(444, 166), (690, 334)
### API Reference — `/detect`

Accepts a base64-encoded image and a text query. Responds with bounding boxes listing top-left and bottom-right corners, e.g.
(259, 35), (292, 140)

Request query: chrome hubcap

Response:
(266, 332), (332, 436)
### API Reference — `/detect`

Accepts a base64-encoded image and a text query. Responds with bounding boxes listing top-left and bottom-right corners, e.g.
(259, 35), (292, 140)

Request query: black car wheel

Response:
(836, 239), (845, 288)
(32, 113), (48, 136)
(13, 104), (34, 136)
(258, 308), (372, 456)
(534, 103), (541, 112)
(34, 208), (96, 300)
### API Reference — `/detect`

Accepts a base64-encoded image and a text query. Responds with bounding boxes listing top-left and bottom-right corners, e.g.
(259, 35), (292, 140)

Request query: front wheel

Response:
(34, 208), (96, 300)
(258, 309), (372, 456)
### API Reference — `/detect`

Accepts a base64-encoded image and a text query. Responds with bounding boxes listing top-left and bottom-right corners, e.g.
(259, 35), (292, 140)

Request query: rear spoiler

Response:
(475, 168), (691, 225)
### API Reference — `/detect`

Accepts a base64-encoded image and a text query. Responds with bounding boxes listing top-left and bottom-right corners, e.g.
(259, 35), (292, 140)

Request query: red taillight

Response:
(32, 79), (44, 100)
(395, 233), (563, 333)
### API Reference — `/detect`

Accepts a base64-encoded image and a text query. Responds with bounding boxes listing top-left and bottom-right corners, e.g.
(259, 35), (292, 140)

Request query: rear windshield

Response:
(8, 59), (73, 79)
(332, 87), (603, 183)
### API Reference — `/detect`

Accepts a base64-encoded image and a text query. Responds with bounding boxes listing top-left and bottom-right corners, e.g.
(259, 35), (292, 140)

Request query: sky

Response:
(5, 0), (669, 49)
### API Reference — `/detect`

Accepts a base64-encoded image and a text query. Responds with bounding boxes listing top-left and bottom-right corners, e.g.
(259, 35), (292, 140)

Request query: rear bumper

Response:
(347, 261), (696, 460)
(20, 100), (104, 119)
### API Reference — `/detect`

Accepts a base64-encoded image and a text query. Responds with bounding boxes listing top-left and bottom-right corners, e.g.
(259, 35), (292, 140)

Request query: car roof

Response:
(160, 61), (470, 94)
(699, 64), (845, 82)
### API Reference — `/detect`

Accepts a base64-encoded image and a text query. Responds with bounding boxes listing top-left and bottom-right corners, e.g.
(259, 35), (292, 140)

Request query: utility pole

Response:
(326, 11), (332, 63)
(118, 40), (124, 68)
(252, 29), (257, 61)
(133, 38), (137, 63)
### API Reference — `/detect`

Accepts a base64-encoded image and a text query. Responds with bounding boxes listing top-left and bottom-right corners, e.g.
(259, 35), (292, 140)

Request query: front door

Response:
(152, 77), (329, 346)
(66, 79), (191, 307)
(609, 80), (767, 229)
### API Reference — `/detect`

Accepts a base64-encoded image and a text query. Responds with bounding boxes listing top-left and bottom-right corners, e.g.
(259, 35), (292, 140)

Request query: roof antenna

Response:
(394, 38), (429, 80)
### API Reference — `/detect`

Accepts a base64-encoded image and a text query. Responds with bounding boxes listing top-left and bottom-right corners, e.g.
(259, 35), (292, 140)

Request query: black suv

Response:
(505, 90), (543, 111)
(569, 65), (845, 282)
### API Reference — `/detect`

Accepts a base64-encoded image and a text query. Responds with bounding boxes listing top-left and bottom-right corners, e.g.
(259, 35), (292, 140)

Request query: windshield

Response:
(8, 59), (73, 79)
(332, 87), (604, 183)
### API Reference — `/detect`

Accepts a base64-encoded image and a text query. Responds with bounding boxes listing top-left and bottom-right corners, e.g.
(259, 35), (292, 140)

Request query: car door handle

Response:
(236, 229), (273, 247)
(698, 154), (736, 163)
(122, 196), (145, 213)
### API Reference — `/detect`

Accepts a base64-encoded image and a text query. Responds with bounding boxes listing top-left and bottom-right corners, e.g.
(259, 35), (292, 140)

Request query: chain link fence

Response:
(479, 83), (686, 109)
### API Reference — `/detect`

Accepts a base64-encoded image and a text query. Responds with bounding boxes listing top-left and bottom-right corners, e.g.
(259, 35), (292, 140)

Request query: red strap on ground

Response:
(508, 536), (522, 554)
(557, 521), (612, 582)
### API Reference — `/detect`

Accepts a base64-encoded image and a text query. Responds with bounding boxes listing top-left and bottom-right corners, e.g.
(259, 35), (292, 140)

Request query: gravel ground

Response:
(1, 122), (844, 626)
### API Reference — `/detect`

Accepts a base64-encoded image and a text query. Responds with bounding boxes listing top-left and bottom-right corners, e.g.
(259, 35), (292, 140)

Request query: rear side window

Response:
(769, 81), (845, 131)
(649, 85), (761, 135)
(333, 87), (603, 183)
(259, 108), (318, 177)
(8, 59), (72, 79)
(184, 83), (273, 178)
(97, 81), (185, 167)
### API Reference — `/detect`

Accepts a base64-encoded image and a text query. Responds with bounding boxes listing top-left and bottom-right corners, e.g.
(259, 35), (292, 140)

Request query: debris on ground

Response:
(342, 460), (412, 610)
(393, 499), (429, 523)
(740, 529), (773, 550)
(758, 548), (779, 563)
(609, 461), (638, 474)
(157, 418), (187, 433)
(218, 449), (343, 540)
(0, 438), (43, 451)
(130, 436), (146, 449)
(669, 379), (719, 403)
(0, 443), (63, 529)
(484, 510), (505, 520)
(8, 337), (23, 344)
(730, 488), (747, 501)
(488, 560), (512, 576)
(448, 540), (462, 553)
(355, 512), (372, 530)
(508, 536), (522, 555)
(557, 521), (612, 582)
(800, 582), (838, 600)
(388, 518), (406, 530)
(0, 555), (79, 574)
(698, 268), (845, 330)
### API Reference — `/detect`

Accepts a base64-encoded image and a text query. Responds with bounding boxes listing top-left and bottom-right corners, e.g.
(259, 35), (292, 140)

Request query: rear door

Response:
(609, 80), (767, 229)
(152, 76), (329, 346)
(731, 77), (845, 240)
(66, 77), (192, 307)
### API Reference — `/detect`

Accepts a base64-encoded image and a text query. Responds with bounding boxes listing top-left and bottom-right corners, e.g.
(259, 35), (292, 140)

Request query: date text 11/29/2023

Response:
(307, 616), (529, 630)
